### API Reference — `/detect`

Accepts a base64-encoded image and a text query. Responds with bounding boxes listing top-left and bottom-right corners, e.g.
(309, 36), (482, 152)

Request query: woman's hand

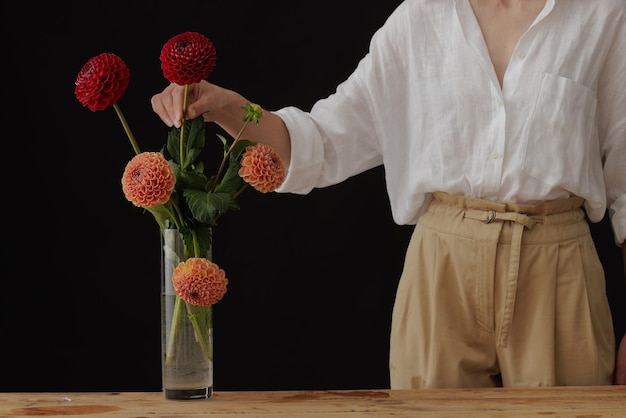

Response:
(150, 80), (292, 168)
(151, 80), (231, 128)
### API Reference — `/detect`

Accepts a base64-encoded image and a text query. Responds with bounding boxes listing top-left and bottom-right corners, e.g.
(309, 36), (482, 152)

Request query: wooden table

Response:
(2, 386), (625, 417)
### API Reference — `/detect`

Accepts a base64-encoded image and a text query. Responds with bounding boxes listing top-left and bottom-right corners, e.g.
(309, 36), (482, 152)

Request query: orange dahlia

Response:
(74, 53), (130, 112)
(238, 143), (286, 193)
(172, 258), (228, 306)
(160, 32), (217, 85)
(121, 152), (176, 208)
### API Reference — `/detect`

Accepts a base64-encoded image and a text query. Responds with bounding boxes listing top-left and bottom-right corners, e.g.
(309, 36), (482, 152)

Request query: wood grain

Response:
(2, 386), (625, 417)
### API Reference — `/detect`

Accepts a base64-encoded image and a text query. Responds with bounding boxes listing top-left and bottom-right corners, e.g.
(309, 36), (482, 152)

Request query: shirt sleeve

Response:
(272, 106), (325, 195)
(272, 2), (410, 195)
(597, 9), (626, 245)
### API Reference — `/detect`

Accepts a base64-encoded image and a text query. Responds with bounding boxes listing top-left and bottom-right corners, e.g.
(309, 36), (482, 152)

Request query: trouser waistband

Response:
(431, 192), (584, 216)
(428, 192), (585, 347)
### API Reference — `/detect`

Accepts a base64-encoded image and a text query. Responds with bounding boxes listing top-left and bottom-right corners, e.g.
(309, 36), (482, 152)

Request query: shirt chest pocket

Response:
(522, 73), (597, 195)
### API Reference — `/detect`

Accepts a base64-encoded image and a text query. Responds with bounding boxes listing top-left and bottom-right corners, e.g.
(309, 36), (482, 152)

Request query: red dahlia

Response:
(160, 32), (217, 85)
(74, 53), (130, 112)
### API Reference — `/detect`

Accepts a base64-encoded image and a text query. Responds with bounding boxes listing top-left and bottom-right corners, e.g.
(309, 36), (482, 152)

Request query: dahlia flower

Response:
(160, 32), (217, 85)
(74, 53), (129, 112)
(172, 258), (228, 306)
(239, 143), (286, 193)
(76, 31), (285, 367)
(121, 152), (176, 208)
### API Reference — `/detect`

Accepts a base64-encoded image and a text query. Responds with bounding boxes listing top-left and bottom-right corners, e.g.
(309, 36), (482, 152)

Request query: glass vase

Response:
(161, 228), (213, 400)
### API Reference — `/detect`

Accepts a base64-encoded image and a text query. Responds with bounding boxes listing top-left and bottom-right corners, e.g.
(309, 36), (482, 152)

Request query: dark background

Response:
(1, 1), (623, 392)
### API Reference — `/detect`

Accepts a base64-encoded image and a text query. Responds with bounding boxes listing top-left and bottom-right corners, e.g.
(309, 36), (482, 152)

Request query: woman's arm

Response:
(151, 80), (292, 168)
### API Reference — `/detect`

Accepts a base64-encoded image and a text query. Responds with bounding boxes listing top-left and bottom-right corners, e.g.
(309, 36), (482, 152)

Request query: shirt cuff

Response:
(273, 107), (324, 195)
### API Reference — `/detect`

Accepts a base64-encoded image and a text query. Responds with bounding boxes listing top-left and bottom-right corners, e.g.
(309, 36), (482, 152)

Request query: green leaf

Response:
(216, 156), (245, 195)
(166, 128), (181, 164)
(178, 170), (210, 191)
(166, 117), (206, 171)
(208, 191), (236, 215)
(213, 140), (253, 196)
(176, 225), (212, 258)
(184, 189), (212, 224)
(147, 204), (174, 230)
(232, 139), (255, 159)
(185, 117), (206, 152)
(216, 134), (230, 156)
(177, 227), (195, 259)
(192, 226), (212, 257)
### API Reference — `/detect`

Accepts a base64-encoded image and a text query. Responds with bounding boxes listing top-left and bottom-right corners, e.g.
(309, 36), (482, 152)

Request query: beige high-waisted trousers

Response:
(389, 192), (615, 388)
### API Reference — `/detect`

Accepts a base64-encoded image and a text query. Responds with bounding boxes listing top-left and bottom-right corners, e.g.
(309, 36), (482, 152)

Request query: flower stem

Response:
(169, 199), (187, 230)
(233, 183), (249, 200)
(211, 119), (250, 192)
(165, 295), (186, 364)
(179, 85), (191, 168)
(113, 103), (141, 155)
(191, 229), (201, 258)
(185, 303), (213, 362)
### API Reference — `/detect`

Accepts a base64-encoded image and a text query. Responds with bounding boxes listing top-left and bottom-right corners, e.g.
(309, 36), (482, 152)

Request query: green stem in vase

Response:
(165, 295), (186, 364)
(185, 303), (213, 362)
(163, 229), (213, 364)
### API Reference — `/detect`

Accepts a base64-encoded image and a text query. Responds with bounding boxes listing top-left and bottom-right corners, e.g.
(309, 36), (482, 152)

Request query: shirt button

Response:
(517, 51), (527, 59)
(490, 151), (500, 160)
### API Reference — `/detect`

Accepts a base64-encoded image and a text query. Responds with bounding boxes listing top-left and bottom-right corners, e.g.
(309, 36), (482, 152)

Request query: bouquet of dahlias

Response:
(74, 32), (286, 363)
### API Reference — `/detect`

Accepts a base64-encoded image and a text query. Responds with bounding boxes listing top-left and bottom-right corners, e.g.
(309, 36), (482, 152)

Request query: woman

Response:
(152, 0), (625, 388)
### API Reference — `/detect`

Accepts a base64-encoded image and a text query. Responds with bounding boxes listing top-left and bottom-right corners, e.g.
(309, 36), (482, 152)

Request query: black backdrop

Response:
(1, 1), (623, 392)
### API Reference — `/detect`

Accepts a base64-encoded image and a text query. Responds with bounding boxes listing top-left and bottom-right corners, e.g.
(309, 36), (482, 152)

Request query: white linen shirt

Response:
(275, 0), (626, 245)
